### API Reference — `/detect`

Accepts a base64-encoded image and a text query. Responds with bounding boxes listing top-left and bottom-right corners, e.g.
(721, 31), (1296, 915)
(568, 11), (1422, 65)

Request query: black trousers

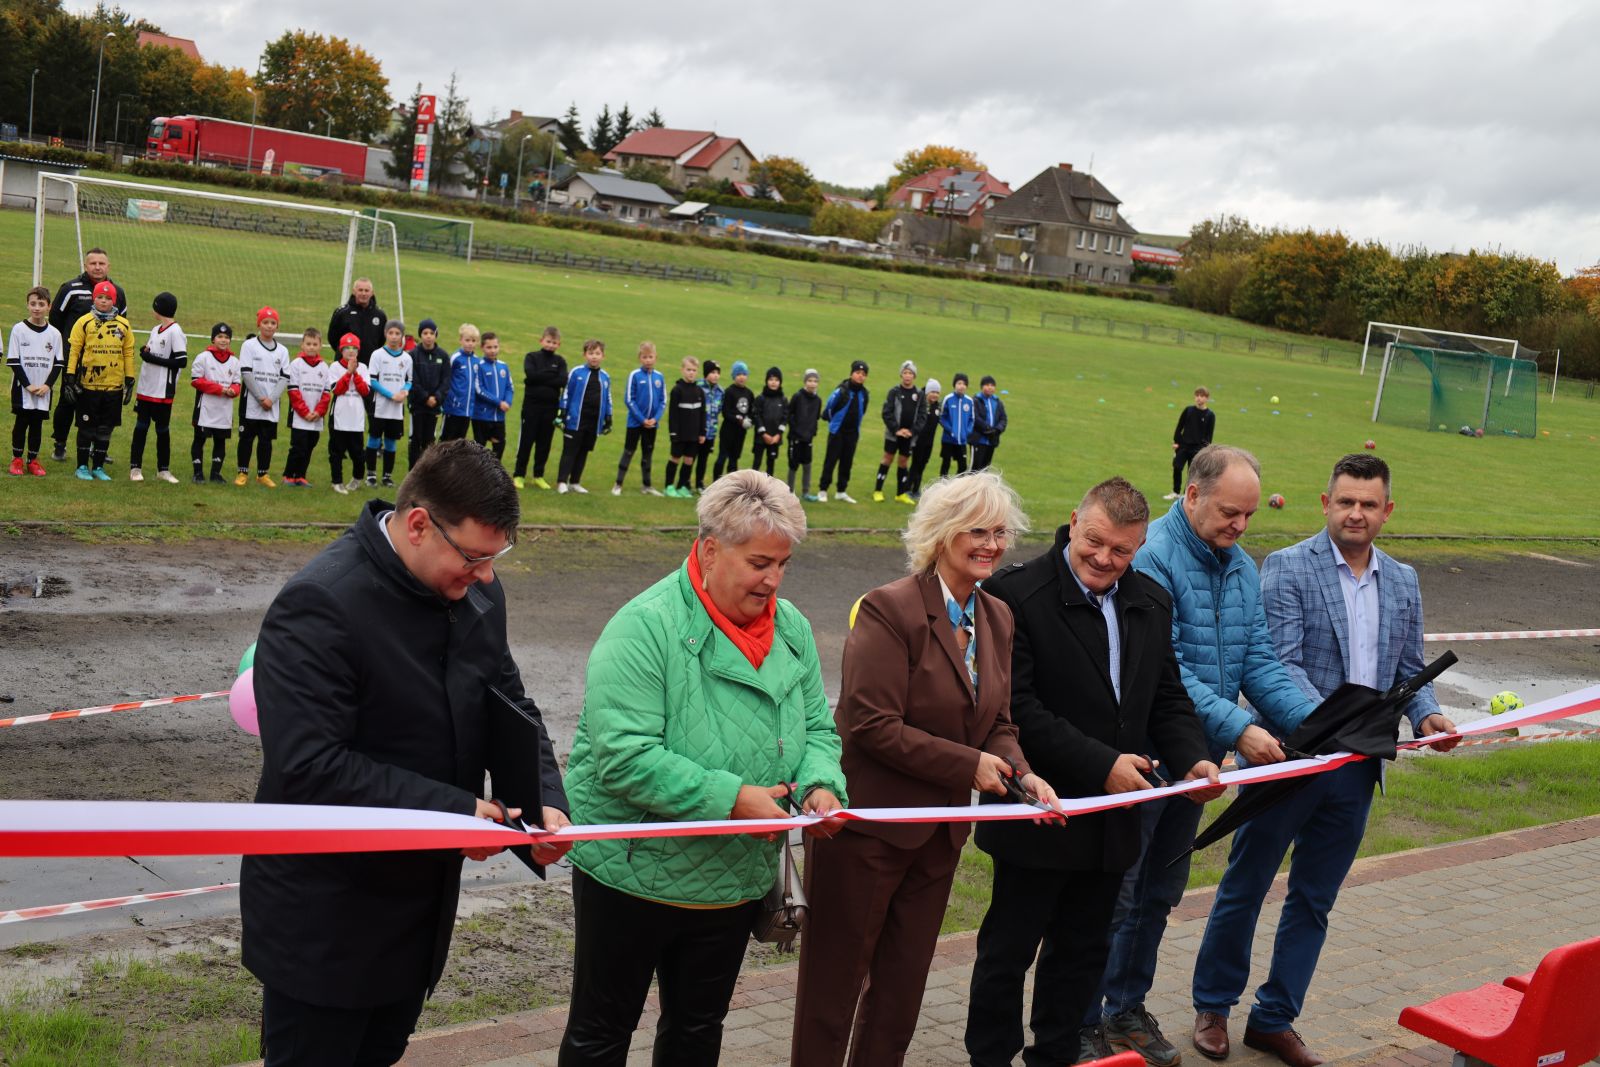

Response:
(191, 426), (229, 469)
(284, 428), (320, 480)
(128, 400), (174, 470)
(713, 425), (747, 478)
(328, 429), (364, 483)
(750, 434), (780, 475)
(1174, 444), (1203, 494)
(558, 869), (757, 1067)
(471, 418), (506, 460)
(440, 413), (471, 441)
(695, 440), (715, 487)
(51, 391), (76, 448)
(13, 409), (47, 459)
(238, 420), (277, 473)
(819, 433), (859, 492)
(408, 408), (439, 468)
(514, 401), (559, 478)
(907, 437), (935, 495)
(616, 424), (657, 486)
(939, 441), (968, 477)
(261, 983), (426, 1067)
(971, 444), (996, 471)
(557, 426), (599, 485)
(964, 861), (1125, 1067)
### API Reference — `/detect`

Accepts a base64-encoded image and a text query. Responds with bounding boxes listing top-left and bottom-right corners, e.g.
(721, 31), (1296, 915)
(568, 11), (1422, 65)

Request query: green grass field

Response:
(6, 201), (1600, 537)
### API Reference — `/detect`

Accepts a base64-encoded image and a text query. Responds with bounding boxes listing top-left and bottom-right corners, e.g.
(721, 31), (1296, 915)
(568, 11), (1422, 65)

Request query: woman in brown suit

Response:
(792, 469), (1060, 1067)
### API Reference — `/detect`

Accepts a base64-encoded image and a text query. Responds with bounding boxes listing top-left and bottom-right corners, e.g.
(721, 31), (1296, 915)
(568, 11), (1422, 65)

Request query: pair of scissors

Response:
(1001, 756), (1059, 817)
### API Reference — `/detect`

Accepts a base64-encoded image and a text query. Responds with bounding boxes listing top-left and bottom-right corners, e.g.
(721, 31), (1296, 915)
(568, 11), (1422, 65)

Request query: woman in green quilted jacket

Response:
(557, 469), (849, 1067)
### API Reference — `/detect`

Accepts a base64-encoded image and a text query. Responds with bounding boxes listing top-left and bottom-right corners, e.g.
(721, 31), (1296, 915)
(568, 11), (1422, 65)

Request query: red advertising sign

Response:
(410, 94), (437, 194)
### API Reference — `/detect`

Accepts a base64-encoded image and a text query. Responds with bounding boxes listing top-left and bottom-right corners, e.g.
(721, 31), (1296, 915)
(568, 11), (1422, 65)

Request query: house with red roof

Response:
(886, 167), (1011, 224)
(136, 30), (201, 60)
(604, 129), (756, 189)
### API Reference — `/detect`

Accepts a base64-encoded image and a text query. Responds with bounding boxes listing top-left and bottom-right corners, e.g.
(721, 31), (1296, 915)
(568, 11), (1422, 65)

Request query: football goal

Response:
(367, 207), (474, 262)
(32, 174), (405, 342)
(1371, 342), (1539, 437)
(1359, 321), (1519, 374)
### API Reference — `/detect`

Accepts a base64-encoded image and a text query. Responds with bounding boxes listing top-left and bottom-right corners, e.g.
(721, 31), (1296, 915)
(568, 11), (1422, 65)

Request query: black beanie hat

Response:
(417, 317), (438, 335)
(765, 366), (783, 386)
(702, 359), (720, 376)
(211, 322), (233, 340)
(151, 291), (178, 317)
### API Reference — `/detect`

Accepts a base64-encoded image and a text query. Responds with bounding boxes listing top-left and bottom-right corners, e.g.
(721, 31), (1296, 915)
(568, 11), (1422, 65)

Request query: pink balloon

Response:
(230, 667), (260, 736)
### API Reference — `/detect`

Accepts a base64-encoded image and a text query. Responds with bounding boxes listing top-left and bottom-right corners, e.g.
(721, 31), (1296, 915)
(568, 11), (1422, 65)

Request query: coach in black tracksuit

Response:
(407, 319), (451, 468)
(241, 444), (568, 1065)
(513, 331), (568, 484)
(49, 256), (127, 458)
(327, 283), (388, 367)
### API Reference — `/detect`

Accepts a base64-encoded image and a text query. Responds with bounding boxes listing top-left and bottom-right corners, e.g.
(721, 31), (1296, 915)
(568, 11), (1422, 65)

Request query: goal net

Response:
(367, 207), (474, 262)
(1359, 321), (1520, 374)
(1372, 343), (1539, 438)
(32, 174), (405, 345)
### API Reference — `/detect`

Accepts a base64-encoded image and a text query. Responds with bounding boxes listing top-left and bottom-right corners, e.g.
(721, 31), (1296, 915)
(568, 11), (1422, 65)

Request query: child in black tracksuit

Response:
(906, 379), (941, 499)
(407, 317), (451, 468)
(663, 355), (704, 496)
(875, 359), (926, 502)
(514, 325), (567, 488)
(970, 374), (1007, 471)
(750, 367), (786, 476)
(713, 360), (755, 479)
(785, 368), (821, 499)
(1170, 385), (1214, 498)
(818, 359), (870, 502)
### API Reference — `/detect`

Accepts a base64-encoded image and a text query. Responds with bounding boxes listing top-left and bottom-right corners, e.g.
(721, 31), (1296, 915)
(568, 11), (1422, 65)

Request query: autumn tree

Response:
(1184, 214), (1272, 262)
(257, 30), (390, 141)
(887, 144), (984, 193)
(751, 155), (821, 206)
(811, 202), (894, 243)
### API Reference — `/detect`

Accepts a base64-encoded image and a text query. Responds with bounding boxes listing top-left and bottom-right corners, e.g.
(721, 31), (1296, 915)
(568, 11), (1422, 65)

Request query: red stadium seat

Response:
(1502, 970), (1533, 993)
(1398, 936), (1600, 1067)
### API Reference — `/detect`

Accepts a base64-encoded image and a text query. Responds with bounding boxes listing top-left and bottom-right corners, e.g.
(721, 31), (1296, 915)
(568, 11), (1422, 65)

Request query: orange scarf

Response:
(687, 540), (776, 669)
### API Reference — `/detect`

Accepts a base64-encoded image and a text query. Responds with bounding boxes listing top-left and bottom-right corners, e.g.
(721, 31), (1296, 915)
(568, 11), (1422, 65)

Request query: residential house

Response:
(982, 163), (1139, 281)
(821, 192), (877, 211)
(136, 31), (200, 59)
(730, 180), (783, 202)
(482, 110), (563, 139)
(557, 171), (679, 219)
(887, 168), (1010, 224)
(604, 128), (755, 188)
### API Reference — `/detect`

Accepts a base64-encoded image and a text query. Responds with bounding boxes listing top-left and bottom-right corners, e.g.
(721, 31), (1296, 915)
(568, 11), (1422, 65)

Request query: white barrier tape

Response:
(0, 691), (230, 729)
(0, 882), (239, 925)
(1424, 628), (1600, 642)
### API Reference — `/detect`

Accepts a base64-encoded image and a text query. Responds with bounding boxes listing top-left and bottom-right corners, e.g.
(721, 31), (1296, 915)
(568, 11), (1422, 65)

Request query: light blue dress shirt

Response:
(1065, 549), (1121, 703)
(1329, 530), (1381, 690)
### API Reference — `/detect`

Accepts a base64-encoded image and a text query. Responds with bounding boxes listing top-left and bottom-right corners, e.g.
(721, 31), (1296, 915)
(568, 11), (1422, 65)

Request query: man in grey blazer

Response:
(1189, 453), (1459, 1067)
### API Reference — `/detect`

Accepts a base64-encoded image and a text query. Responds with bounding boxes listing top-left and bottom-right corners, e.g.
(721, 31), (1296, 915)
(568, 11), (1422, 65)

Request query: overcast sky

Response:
(117, 0), (1597, 272)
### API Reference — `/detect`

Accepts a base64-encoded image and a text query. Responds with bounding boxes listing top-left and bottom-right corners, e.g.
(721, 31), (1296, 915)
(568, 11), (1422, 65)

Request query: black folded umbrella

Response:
(1170, 651), (1457, 865)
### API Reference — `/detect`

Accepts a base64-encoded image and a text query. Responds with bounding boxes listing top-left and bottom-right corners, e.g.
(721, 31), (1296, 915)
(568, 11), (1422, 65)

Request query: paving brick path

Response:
(387, 815), (1600, 1066)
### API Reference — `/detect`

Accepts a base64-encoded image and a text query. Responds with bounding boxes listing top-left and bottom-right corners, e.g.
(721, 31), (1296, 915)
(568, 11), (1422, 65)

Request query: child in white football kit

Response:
(190, 323), (242, 483)
(8, 285), (64, 477)
(127, 291), (187, 483)
(365, 320), (412, 487)
(236, 306), (289, 487)
(327, 333), (371, 492)
(281, 327), (332, 487)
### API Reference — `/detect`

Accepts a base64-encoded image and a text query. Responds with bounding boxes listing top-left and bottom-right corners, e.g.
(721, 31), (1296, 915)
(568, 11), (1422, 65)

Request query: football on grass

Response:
(1268, 493), (1285, 508)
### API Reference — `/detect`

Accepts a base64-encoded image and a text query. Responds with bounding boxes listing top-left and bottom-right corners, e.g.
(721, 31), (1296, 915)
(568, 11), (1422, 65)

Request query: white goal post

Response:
(370, 207), (474, 263)
(32, 173), (405, 339)
(1359, 320), (1519, 375)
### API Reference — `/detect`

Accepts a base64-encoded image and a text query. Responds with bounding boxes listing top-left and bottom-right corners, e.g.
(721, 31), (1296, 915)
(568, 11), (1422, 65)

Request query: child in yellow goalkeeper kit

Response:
(64, 280), (136, 480)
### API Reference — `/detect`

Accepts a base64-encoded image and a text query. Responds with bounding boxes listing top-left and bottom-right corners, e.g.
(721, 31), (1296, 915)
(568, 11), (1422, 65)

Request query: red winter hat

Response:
(92, 281), (116, 299)
(257, 306), (279, 324)
(339, 333), (361, 351)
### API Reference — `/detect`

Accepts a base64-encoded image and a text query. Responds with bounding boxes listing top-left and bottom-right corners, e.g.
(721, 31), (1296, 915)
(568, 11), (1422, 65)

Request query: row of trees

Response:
(1175, 215), (1600, 379)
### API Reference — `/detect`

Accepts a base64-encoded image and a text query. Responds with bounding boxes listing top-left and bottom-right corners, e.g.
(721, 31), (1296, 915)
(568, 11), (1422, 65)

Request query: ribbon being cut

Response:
(4, 681), (1597, 862)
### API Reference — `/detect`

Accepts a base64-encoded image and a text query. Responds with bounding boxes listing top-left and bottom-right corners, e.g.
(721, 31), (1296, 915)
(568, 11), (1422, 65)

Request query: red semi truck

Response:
(146, 115), (370, 183)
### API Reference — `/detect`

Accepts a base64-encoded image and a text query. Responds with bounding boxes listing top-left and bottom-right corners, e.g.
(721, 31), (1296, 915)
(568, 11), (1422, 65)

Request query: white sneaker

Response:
(128, 467), (143, 482)
(642, 487), (663, 497)
(611, 484), (623, 496)
(571, 483), (589, 494)
(156, 469), (179, 484)
(816, 491), (827, 502)
(332, 482), (350, 495)
(1162, 492), (1179, 501)
(836, 492), (857, 504)
(344, 479), (362, 492)
(557, 482), (570, 494)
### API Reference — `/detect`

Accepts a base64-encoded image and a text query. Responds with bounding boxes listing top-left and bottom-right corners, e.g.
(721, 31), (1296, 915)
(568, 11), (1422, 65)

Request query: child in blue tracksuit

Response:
(694, 360), (723, 492)
(470, 331), (513, 461)
(971, 374), (1007, 471)
(555, 339), (612, 493)
(614, 340), (665, 495)
(817, 359), (869, 502)
(939, 371), (974, 476)
(440, 323), (478, 441)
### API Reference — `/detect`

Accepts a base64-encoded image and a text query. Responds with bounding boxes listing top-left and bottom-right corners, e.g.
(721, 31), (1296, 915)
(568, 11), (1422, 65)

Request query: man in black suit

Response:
(241, 439), (570, 1066)
(965, 476), (1223, 1067)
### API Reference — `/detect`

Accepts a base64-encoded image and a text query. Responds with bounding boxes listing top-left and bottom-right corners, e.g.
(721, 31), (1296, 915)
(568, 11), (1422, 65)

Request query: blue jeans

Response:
(1191, 759), (1378, 1032)
(1084, 794), (1206, 1026)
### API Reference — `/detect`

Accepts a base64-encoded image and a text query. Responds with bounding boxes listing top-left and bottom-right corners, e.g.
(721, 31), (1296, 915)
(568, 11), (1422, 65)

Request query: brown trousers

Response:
(791, 828), (963, 1067)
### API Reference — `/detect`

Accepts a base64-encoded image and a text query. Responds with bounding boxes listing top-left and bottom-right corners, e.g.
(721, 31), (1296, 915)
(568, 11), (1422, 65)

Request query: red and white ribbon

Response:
(0, 685), (1594, 861)
(0, 691), (230, 729)
(1424, 628), (1600, 642)
(0, 882), (238, 925)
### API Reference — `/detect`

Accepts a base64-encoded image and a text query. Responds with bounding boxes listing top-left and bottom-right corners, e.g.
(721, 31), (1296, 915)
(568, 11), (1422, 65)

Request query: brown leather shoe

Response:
(1242, 1027), (1324, 1067)
(1192, 1011), (1230, 1060)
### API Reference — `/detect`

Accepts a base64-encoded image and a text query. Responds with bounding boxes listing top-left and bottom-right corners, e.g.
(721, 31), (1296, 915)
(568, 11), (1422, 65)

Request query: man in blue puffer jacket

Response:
(1083, 445), (1316, 1067)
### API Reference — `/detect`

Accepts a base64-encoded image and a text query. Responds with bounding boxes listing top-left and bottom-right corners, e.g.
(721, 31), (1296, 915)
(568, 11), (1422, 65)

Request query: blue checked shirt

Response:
(1066, 549), (1121, 703)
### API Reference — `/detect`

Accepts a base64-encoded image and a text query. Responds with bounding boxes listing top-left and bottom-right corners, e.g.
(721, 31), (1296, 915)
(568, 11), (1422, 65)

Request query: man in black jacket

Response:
(965, 477), (1221, 1067)
(513, 326), (567, 489)
(326, 278), (388, 367)
(49, 248), (128, 460)
(241, 440), (569, 1066)
(407, 318), (451, 468)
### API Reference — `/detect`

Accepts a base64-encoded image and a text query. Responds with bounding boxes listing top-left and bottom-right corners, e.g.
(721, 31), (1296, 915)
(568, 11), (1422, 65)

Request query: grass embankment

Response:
(5, 207), (1599, 538)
